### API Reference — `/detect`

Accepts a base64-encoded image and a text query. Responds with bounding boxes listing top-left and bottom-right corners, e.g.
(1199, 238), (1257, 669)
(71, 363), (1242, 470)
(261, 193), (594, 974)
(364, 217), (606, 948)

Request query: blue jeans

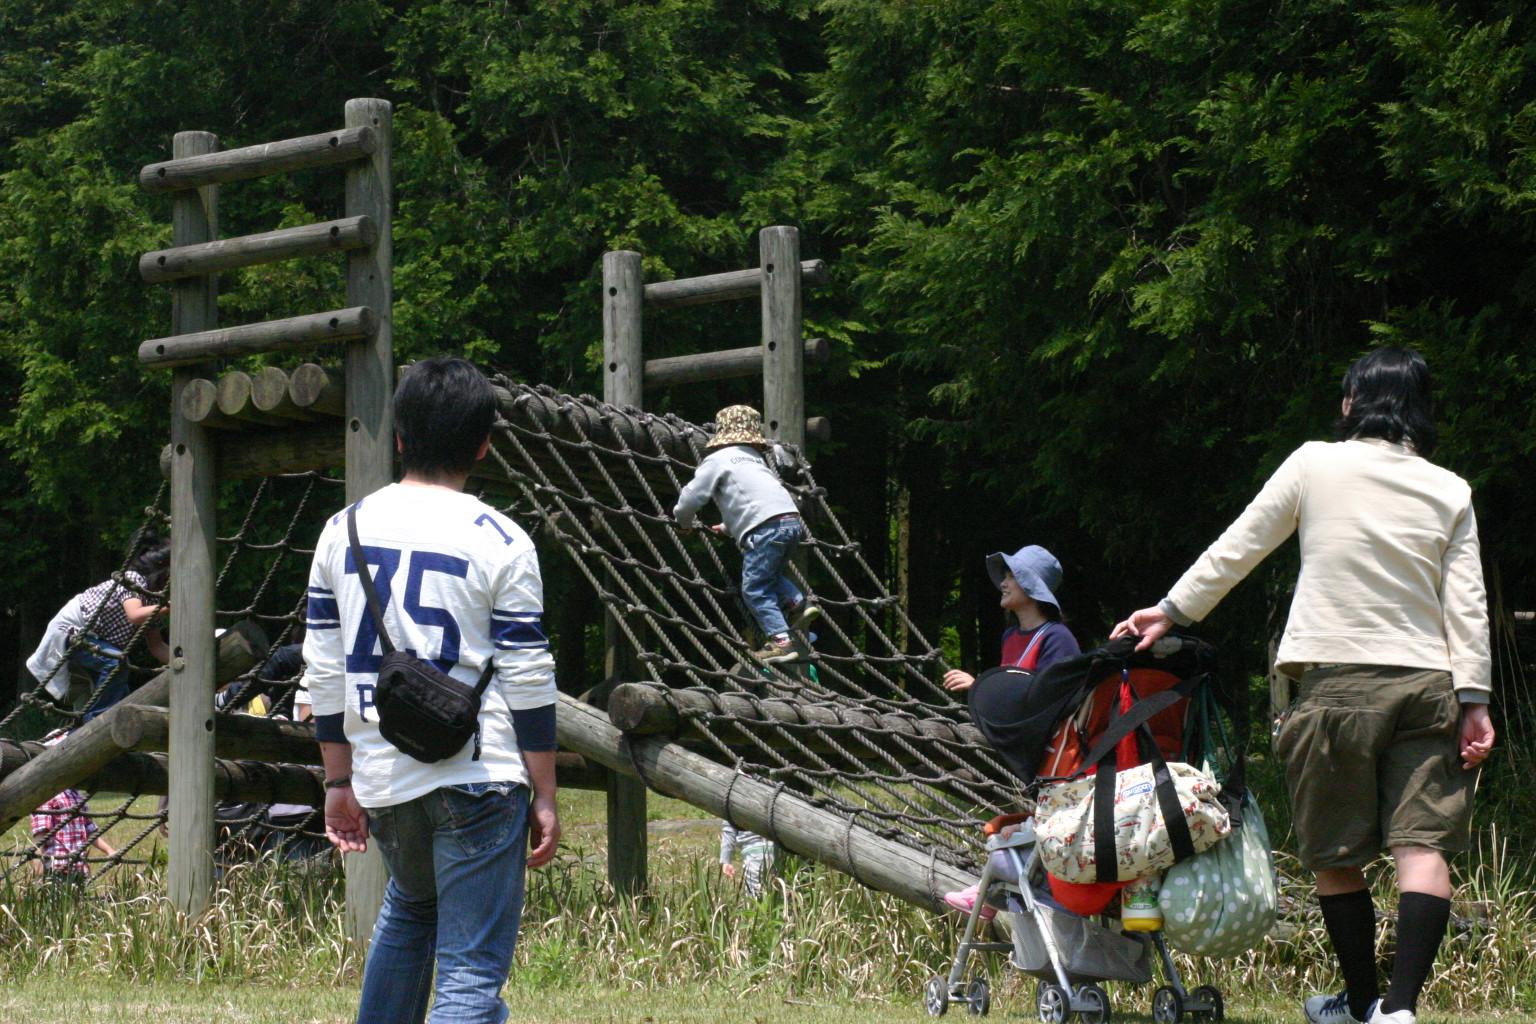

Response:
(740, 516), (805, 638)
(358, 782), (530, 1024)
(69, 637), (129, 721)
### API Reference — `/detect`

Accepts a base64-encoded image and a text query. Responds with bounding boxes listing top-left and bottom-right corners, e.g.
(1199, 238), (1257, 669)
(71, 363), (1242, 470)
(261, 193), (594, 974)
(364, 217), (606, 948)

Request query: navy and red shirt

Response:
(999, 621), (1080, 673)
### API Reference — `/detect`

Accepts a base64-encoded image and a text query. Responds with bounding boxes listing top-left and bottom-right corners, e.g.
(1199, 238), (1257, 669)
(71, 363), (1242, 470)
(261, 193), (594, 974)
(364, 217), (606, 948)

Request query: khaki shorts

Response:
(1274, 665), (1477, 870)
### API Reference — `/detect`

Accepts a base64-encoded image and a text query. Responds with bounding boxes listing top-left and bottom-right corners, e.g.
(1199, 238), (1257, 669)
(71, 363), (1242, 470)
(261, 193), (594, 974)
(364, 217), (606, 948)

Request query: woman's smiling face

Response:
(998, 572), (1030, 612)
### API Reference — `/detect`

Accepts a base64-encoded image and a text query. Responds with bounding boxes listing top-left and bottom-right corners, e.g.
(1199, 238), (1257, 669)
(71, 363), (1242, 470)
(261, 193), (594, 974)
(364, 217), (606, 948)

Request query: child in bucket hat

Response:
(939, 544), (1081, 919)
(673, 405), (820, 664)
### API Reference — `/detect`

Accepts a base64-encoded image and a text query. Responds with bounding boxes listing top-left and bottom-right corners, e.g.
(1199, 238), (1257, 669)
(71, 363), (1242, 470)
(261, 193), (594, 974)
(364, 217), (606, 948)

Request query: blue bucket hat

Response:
(985, 545), (1063, 617)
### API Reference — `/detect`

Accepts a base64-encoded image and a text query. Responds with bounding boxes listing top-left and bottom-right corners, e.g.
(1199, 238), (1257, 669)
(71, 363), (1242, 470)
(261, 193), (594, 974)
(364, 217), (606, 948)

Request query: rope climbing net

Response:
(0, 374), (1027, 885)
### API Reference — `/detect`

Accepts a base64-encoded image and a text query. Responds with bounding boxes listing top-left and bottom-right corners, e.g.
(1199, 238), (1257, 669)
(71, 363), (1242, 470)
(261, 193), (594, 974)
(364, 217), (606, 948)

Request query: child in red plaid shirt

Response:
(30, 731), (115, 878)
(31, 788), (114, 878)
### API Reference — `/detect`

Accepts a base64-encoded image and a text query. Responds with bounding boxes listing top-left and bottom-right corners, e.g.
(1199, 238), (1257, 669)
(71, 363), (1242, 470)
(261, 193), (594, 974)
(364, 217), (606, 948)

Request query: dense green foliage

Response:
(2, 0), (1534, 708)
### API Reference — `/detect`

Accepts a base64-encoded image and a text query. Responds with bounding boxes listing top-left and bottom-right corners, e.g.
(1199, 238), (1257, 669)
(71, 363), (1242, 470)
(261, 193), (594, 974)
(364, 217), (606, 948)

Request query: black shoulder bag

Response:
(348, 505), (493, 763)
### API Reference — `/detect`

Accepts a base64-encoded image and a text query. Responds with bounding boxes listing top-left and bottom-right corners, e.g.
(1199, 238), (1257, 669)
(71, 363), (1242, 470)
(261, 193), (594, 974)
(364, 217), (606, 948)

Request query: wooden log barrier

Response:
(288, 363), (346, 415)
(644, 260), (827, 310)
(140, 126), (377, 193)
(179, 378), (242, 430)
(102, 706), (609, 790)
(556, 694), (976, 910)
(0, 741), (326, 805)
(139, 216), (377, 284)
(250, 366), (315, 421)
(216, 371), (286, 426)
(607, 683), (985, 772)
(0, 620), (267, 833)
(643, 336), (829, 389)
(140, 306), (376, 369)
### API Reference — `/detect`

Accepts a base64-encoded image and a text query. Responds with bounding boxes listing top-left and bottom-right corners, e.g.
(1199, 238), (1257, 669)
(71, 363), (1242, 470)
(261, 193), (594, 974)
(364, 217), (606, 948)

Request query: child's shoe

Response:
(942, 883), (995, 921)
(786, 600), (822, 631)
(1120, 875), (1164, 932)
(751, 635), (800, 664)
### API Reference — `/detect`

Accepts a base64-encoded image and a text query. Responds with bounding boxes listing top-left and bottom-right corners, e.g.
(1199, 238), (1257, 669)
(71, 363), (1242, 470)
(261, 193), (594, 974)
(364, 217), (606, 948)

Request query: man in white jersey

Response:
(305, 357), (559, 1024)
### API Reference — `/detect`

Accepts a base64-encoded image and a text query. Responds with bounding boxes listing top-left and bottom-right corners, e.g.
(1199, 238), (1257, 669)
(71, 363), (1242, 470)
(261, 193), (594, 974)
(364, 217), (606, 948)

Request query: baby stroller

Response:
(926, 635), (1235, 1022)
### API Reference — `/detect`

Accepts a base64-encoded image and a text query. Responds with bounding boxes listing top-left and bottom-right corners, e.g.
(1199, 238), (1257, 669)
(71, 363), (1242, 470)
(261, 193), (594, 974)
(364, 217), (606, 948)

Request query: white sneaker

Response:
(1366, 1002), (1415, 1024)
(1304, 993), (1364, 1023)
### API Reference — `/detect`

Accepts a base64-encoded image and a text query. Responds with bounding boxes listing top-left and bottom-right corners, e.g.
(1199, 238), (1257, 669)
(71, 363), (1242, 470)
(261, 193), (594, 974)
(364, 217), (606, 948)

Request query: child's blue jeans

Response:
(740, 515), (805, 638)
(70, 637), (129, 721)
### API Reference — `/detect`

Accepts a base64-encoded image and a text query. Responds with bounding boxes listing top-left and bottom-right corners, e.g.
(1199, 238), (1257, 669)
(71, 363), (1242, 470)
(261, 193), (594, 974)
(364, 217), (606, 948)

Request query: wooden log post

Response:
(760, 226), (805, 452)
(216, 371), (286, 426)
(556, 695), (977, 910)
(139, 216), (377, 284)
(643, 260), (826, 309)
(179, 378), (242, 430)
(601, 249), (649, 896)
(141, 126), (377, 192)
(0, 620), (266, 833)
(140, 307), (375, 368)
(167, 129), (220, 919)
(342, 97), (394, 947)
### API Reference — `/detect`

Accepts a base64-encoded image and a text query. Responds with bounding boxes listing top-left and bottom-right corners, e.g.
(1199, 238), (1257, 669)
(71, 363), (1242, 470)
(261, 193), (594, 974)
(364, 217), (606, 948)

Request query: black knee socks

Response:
(1319, 889), (1379, 1020)
(1381, 892), (1451, 1014)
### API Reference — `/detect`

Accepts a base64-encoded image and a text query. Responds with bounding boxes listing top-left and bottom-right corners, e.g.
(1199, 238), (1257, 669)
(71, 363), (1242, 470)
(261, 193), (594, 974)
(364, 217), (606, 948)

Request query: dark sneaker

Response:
(1305, 993), (1364, 1024)
(787, 601), (822, 632)
(751, 637), (800, 665)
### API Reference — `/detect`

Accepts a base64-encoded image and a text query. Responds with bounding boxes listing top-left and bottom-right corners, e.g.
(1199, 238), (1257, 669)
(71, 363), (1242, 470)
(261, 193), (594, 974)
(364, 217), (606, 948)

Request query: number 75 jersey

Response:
(302, 483), (558, 807)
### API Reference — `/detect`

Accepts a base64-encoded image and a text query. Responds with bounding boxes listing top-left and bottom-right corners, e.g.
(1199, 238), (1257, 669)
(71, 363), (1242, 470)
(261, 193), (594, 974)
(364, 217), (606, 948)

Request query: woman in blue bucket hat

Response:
(940, 544), (1080, 919)
(942, 544), (1080, 692)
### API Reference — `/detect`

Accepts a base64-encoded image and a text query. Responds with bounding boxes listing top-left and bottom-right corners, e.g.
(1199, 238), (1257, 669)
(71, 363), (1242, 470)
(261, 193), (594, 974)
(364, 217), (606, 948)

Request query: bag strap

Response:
(347, 504), (396, 657)
(1073, 672), (1205, 775)
(1090, 675), (1199, 882)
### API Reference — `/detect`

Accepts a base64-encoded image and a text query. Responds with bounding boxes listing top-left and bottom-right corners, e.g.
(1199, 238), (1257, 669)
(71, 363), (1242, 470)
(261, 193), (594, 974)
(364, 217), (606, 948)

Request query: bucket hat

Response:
(706, 405), (769, 449)
(985, 544), (1063, 616)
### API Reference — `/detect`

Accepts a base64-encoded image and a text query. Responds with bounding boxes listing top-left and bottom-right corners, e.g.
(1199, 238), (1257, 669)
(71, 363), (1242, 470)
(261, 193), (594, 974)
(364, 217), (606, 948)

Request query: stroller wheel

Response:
(1075, 982), (1111, 1023)
(1191, 985), (1224, 1021)
(925, 975), (950, 1016)
(1152, 985), (1184, 1023)
(1036, 982), (1069, 1023)
(966, 977), (990, 1017)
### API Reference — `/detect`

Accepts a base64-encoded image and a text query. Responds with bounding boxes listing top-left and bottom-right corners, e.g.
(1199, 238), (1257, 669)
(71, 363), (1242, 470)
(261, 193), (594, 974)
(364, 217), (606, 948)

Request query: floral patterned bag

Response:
(1035, 758), (1231, 883)
(1034, 670), (1231, 884)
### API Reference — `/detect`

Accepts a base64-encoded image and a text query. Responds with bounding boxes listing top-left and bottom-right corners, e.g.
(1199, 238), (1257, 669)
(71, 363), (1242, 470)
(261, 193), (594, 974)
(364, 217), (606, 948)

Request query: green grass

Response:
(0, 754), (1530, 1022)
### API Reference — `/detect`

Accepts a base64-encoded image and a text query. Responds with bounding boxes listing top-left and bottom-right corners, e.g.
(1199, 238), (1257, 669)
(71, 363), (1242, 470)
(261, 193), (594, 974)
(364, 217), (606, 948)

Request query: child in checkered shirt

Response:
(30, 732), (115, 878)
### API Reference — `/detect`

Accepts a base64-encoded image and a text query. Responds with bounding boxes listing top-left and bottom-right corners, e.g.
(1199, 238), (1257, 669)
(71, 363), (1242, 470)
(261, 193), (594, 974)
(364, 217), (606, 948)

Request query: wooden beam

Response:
(139, 216), (376, 284)
(606, 683), (985, 775)
(0, 740), (326, 805)
(140, 127), (376, 193)
(643, 336), (829, 389)
(0, 620), (267, 837)
(761, 226), (805, 450)
(140, 306), (375, 369)
(556, 695), (976, 910)
(341, 96), (394, 950)
(602, 249), (649, 896)
(166, 128), (220, 919)
(644, 260), (826, 310)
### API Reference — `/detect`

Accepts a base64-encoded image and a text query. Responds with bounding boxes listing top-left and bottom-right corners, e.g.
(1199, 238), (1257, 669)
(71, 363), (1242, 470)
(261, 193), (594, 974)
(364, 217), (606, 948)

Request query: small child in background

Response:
(674, 405), (820, 664)
(30, 732), (115, 879)
(720, 821), (776, 898)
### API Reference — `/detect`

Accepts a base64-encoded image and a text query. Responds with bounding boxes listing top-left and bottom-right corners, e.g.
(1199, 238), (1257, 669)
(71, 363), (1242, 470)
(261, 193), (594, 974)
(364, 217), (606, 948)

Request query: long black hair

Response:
(131, 539), (171, 592)
(1334, 346), (1438, 456)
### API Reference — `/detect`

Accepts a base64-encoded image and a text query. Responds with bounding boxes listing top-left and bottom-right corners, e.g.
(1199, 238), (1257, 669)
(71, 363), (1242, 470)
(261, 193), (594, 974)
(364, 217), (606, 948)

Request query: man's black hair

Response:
(1334, 346), (1438, 457)
(392, 357), (497, 478)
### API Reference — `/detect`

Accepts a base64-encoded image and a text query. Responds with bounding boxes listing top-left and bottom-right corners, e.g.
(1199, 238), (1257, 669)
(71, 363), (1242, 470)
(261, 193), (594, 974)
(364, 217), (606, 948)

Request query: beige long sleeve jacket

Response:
(1163, 438), (1491, 701)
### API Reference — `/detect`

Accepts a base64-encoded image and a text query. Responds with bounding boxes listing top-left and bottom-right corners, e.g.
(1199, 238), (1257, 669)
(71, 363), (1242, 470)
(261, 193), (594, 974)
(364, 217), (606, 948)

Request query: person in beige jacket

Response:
(1113, 347), (1495, 1024)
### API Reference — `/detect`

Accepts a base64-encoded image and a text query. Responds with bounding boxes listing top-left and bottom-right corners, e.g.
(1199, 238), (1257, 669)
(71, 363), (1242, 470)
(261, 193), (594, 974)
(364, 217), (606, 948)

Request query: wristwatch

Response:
(323, 775), (352, 790)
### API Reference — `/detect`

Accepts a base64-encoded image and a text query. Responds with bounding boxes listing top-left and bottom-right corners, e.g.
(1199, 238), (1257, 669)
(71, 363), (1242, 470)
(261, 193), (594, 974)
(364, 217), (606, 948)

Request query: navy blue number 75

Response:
(346, 545), (469, 674)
